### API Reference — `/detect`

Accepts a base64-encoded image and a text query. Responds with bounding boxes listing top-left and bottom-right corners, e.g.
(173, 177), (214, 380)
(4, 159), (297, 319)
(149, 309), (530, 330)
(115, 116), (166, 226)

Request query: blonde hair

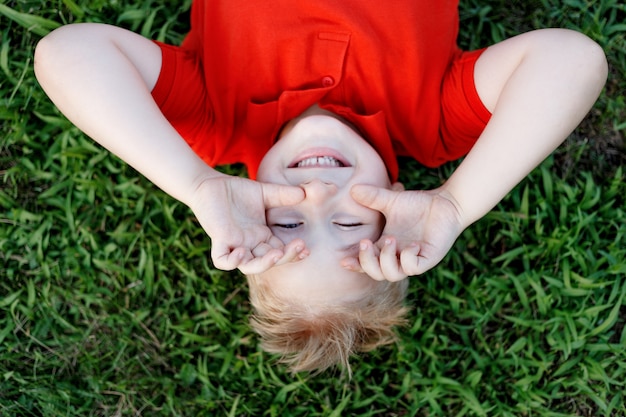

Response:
(246, 276), (409, 376)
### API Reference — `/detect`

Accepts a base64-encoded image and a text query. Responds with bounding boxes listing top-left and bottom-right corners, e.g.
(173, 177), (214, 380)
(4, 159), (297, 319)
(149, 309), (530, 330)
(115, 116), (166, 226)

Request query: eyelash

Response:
(336, 223), (363, 228)
(274, 222), (362, 229)
(275, 223), (302, 229)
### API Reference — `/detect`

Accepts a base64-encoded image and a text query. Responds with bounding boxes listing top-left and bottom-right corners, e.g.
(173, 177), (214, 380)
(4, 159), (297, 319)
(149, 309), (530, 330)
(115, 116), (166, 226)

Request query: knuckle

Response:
(215, 260), (235, 271)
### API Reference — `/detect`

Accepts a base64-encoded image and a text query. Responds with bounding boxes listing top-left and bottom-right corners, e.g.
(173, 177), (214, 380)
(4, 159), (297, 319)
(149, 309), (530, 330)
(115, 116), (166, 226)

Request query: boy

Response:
(34, 0), (607, 373)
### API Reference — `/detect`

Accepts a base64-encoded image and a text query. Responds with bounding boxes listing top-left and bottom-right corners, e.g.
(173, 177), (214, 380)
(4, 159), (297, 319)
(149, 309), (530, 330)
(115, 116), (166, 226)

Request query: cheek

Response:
(364, 209), (386, 239)
(257, 141), (289, 182)
(362, 151), (392, 188)
(351, 207), (385, 241)
(371, 213), (386, 240)
(267, 227), (292, 245)
(256, 157), (282, 183)
(354, 203), (385, 225)
(256, 159), (273, 182)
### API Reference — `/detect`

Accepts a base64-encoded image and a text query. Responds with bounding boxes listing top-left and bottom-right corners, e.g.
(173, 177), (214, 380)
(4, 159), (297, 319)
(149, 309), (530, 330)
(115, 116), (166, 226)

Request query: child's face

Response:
(255, 110), (394, 303)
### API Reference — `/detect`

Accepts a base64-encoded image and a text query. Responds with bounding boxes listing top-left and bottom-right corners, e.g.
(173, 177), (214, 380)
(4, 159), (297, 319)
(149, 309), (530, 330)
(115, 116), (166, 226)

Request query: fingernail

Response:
(385, 238), (392, 245)
(360, 242), (367, 251)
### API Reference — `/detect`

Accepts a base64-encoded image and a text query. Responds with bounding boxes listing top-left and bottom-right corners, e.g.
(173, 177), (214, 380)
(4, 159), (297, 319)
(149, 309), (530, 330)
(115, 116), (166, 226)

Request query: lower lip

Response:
(289, 147), (351, 167)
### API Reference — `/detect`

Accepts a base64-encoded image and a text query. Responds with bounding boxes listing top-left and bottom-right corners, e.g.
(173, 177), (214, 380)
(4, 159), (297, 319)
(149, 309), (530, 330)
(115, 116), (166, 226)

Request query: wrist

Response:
(185, 168), (228, 209)
(432, 185), (472, 230)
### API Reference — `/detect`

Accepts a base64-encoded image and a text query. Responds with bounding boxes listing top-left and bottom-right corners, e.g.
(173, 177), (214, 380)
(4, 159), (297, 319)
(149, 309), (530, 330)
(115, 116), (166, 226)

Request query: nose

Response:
(300, 179), (338, 204)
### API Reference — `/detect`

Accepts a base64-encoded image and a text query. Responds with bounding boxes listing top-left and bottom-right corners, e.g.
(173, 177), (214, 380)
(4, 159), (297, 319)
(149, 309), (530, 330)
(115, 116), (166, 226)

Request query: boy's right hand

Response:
(188, 175), (306, 275)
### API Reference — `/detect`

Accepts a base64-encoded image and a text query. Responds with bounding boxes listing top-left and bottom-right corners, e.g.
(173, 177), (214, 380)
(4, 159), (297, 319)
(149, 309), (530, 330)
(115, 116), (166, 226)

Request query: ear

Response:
(391, 182), (405, 192)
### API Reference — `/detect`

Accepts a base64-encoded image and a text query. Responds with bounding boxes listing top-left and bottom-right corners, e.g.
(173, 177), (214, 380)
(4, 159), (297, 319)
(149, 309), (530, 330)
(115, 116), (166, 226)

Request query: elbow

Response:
(590, 40), (609, 82)
(539, 29), (608, 97)
(586, 40), (608, 89)
(34, 27), (65, 90)
(548, 29), (609, 105)
(590, 41), (609, 96)
(34, 25), (84, 92)
(570, 31), (609, 99)
(33, 32), (52, 86)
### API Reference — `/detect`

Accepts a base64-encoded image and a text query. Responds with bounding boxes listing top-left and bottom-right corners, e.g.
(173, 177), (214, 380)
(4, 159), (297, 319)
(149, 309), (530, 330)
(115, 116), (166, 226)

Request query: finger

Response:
(358, 239), (385, 281)
(378, 237), (408, 282)
(268, 234), (286, 249)
(340, 256), (364, 273)
(211, 245), (247, 271)
(350, 184), (398, 213)
(399, 243), (423, 276)
(413, 254), (442, 276)
(274, 239), (309, 266)
(237, 248), (285, 275)
(260, 183), (305, 208)
(260, 235), (308, 264)
(251, 242), (274, 258)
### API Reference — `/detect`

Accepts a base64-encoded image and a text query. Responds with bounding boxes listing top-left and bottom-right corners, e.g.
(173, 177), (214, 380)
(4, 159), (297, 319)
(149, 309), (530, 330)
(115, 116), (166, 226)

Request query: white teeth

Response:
(296, 156), (342, 168)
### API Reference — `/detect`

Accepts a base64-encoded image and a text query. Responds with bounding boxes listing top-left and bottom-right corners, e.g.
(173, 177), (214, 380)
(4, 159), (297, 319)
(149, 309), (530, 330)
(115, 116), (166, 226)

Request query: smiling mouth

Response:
(292, 155), (347, 168)
(289, 148), (351, 168)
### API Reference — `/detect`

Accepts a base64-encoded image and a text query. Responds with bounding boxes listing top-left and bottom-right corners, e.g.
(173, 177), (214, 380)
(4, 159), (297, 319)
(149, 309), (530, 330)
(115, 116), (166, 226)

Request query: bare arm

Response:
(444, 28), (608, 227)
(35, 23), (305, 273)
(34, 23), (214, 204)
(349, 29), (607, 280)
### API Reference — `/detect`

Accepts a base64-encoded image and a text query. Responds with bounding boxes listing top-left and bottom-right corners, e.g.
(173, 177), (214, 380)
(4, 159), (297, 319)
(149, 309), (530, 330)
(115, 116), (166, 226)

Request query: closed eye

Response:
(274, 223), (302, 229)
(335, 222), (363, 228)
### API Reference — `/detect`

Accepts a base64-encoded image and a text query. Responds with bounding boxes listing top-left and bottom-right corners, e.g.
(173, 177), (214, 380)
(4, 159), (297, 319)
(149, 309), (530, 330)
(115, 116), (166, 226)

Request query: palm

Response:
(211, 178), (269, 237)
(189, 175), (304, 273)
(380, 190), (463, 262)
(350, 185), (464, 278)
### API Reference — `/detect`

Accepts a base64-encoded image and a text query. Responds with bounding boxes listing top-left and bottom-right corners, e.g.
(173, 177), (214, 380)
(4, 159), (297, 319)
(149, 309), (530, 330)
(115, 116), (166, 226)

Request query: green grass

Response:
(1, 0), (625, 415)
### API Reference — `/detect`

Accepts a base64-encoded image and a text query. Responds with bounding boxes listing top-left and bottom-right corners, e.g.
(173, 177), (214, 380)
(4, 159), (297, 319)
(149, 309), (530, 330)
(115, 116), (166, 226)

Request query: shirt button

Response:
(321, 76), (335, 87)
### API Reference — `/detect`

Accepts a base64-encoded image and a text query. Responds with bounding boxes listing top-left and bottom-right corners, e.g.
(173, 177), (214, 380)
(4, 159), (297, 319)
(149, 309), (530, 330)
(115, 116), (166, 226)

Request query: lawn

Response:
(1, 0), (625, 416)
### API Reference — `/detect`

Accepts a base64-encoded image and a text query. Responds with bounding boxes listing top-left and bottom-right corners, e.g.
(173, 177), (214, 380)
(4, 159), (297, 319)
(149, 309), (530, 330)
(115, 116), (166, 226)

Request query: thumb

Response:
(413, 251), (446, 276)
(260, 182), (305, 208)
(350, 184), (398, 212)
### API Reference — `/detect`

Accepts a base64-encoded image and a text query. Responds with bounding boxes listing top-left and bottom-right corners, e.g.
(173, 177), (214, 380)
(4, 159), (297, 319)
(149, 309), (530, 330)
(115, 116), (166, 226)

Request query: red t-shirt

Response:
(151, 0), (491, 180)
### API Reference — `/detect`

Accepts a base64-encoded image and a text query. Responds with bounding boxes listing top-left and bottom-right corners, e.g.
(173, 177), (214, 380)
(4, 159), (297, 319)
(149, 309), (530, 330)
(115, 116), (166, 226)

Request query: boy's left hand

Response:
(189, 175), (306, 275)
(342, 184), (465, 281)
